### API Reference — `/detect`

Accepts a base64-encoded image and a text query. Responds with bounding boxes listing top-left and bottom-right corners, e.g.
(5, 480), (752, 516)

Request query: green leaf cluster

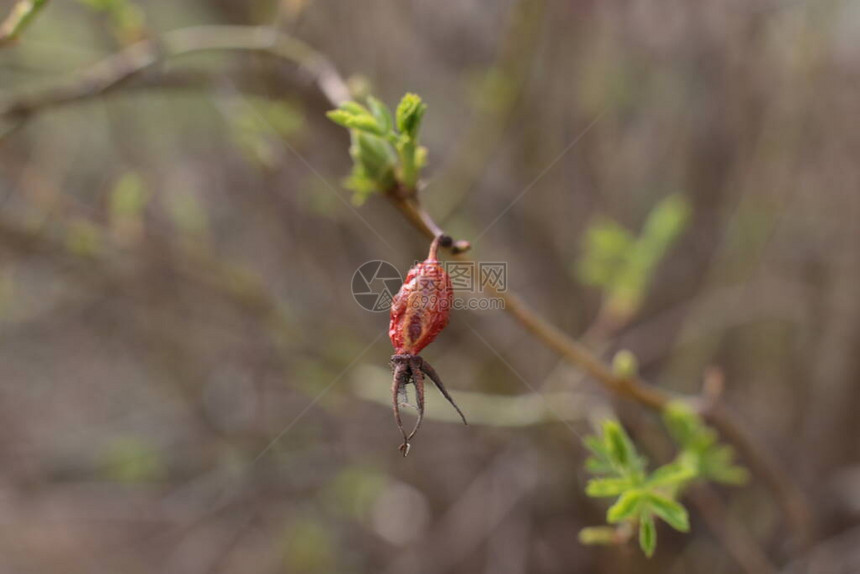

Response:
(581, 409), (746, 558)
(327, 93), (428, 204)
(663, 401), (750, 485)
(577, 194), (691, 321)
(583, 420), (691, 557)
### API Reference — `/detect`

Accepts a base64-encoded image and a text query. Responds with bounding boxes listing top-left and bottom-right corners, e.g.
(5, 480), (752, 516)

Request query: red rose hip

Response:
(389, 236), (453, 355)
(387, 235), (466, 456)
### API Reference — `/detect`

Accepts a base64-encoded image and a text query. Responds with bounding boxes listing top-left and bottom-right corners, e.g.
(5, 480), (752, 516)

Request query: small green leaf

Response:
(639, 513), (656, 557)
(395, 134), (419, 187)
(584, 435), (608, 457)
(709, 463), (750, 485)
(702, 445), (750, 485)
(579, 526), (618, 545)
(647, 460), (696, 489)
(343, 171), (379, 204)
(325, 109), (354, 127)
(110, 172), (147, 217)
(414, 145), (428, 169)
(612, 350), (638, 379)
(604, 421), (637, 469)
(662, 401), (702, 447)
(352, 132), (396, 181)
(645, 493), (690, 532)
(281, 517), (335, 573)
(661, 400), (748, 487)
(586, 478), (631, 498)
(347, 115), (386, 135)
(585, 456), (614, 475)
(607, 490), (642, 523)
(366, 96), (393, 134)
(641, 194), (691, 248)
(577, 218), (635, 288)
(100, 436), (165, 483)
(66, 219), (103, 256)
(340, 101), (368, 115)
(326, 106), (386, 135)
(396, 93), (426, 139)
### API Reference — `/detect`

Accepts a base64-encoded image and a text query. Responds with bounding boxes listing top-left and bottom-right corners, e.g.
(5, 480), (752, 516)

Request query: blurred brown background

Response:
(0, 0), (859, 572)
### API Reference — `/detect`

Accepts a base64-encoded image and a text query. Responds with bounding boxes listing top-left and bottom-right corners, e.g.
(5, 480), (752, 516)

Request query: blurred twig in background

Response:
(0, 0), (49, 46)
(0, 25), (349, 124)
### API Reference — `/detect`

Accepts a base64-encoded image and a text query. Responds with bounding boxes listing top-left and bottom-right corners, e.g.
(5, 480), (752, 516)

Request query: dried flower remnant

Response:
(388, 235), (467, 455)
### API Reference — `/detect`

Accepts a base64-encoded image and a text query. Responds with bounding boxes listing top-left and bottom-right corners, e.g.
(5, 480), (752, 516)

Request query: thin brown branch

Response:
(0, 25), (349, 122)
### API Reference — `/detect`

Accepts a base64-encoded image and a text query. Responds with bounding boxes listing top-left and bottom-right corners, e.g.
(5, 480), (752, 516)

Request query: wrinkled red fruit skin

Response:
(389, 254), (452, 355)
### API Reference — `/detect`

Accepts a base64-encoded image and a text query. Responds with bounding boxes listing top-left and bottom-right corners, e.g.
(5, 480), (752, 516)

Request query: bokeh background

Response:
(1, 0), (859, 572)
